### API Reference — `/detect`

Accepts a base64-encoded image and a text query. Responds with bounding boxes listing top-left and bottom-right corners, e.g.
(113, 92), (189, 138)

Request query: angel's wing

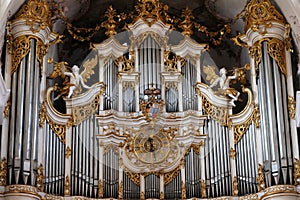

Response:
(203, 65), (219, 84)
(80, 55), (98, 82)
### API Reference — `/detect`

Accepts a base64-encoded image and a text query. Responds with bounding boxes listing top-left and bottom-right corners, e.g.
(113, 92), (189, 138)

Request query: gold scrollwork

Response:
(118, 180), (124, 199)
(0, 158), (7, 186)
(181, 181), (186, 200)
(230, 148), (236, 159)
(125, 170), (140, 185)
(257, 164), (265, 191)
(201, 180), (207, 198)
(47, 114), (66, 144)
(267, 38), (287, 76)
(239, 194), (258, 200)
(14, 0), (52, 33)
(164, 50), (186, 72)
(160, 191), (164, 200)
(98, 180), (104, 198)
(294, 158), (300, 185)
(101, 6), (118, 37)
(288, 96), (296, 119)
(64, 175), (70, 196)
(10, 35), (31, 75)
(201, 95), (228, 126)
(248, 42), (262, 72)
(233, 113), (253, 144)
(115, 51), (135, 72)
(65, 146), (72, 159)
(179, 8), (194, 37)
(252, 104), (260, 128)
(163, 165), (181, 185)
(39, 101), (47, 127)
(4, 97), (11, 118)
(140, 191), (146, 200)
(36, 164), (44, 192)
(72, 94), (100, 125)
(244, 0), (285, 33)
(232, 176), (238, 196)
(7, 185), (39, 196)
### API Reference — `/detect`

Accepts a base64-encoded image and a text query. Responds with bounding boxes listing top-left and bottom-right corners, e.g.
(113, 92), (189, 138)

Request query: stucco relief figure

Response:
(204, 66), (240, 106)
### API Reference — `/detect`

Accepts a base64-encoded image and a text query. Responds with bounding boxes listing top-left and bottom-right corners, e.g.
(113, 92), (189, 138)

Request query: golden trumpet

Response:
(227, 63), (250, 72)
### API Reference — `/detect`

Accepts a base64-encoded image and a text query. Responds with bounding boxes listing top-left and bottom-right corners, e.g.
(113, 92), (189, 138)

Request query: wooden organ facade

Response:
(0, 0), (299, 200)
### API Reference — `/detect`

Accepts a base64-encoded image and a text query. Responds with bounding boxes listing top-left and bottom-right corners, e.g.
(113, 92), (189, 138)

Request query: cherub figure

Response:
(209, 67), (240, 106)
(63, 65), (91, 98)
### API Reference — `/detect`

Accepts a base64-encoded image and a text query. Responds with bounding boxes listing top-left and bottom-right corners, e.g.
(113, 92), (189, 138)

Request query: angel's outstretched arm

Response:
(79, 76), (91, 89)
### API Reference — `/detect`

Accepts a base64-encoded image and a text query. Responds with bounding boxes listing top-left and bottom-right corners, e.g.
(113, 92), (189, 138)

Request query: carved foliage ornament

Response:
(288, 96), (296, 119)
(244, 0), (285, 33)
(36, 164), (44, 192)
(294, 158), (300, 185)
(14, 0), (52, 33)
(232, 176), (239, 196)
(72, 94), (100, 125)
(0, 158), (7, 186)
(257, 164), (266, 191)
(98, 180), (104, 198)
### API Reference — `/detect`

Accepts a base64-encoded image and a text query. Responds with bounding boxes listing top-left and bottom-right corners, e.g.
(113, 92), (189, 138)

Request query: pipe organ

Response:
(0, 0), (299, 200)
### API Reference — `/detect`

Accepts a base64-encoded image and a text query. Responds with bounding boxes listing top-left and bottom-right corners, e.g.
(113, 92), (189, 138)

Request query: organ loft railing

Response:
(0, 0), (299, 200)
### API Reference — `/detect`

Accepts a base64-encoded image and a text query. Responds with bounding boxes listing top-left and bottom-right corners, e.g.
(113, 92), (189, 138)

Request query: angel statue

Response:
(63, 64), (91, 98)
(49, 55), (98, 100)
(204, 66), (240, 106)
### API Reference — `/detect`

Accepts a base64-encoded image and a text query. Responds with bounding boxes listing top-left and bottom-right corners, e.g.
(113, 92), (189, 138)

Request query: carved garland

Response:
(0, 158), (7, 186)
(257, 164), (266, 191)
(288, 96), (296, 119)
(294, 158), (300, 185)
(36, 164), (45, 192)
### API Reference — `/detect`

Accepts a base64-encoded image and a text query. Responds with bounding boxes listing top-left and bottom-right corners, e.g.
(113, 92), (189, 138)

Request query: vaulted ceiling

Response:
(55, 0), (251, 67)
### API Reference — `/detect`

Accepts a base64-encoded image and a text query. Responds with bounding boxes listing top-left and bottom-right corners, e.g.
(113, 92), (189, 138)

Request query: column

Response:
(160, 174), (164, 200)
(140, 174), (145, 200)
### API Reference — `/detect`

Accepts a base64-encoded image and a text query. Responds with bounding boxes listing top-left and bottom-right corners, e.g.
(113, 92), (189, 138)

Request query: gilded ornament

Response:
(14, 0), (52, 33)
(233, 113), (253, 144)
(240, 194), (258, 200)
(252, 104), (260, 128)
(294, 158), (300, 185)
(248, 42), (262, 72)
(39, 101), (47, 127)
(118, 180), (124, 199)
(164, 165), (181, 185)
(98, 180), (104, 198)
(257, 164), (265, 191)
(7, 185), (39, 195)
(36, 164), (44, 192)
(160, 191), (164, 200)
(244, 0), (285, 33)
(201, 95), (228, 126)
(288, 96), (296, 119)
(140, 191), (145, 200)
(232, 176), (238, 196)
(181, 181), (186, 200)
(201, 180), (207, 198)
(65, 146), (72, 159)
(4, 97), (11, 118)
(64, 175), (70, 195)
(0, 158), (7, 186)
(101, 6), (118, 37)
(261, 185), (297, 198)
(115, 51), (135, 72)
(125, 170), (140, 185)
(72, 94), (100, 125)
(164, 50), (186, 72)
(267, 38), (287, 76)
(47, 114), (66, 144)
(230, 148), (236, 159)
(179, 7), (194, 37)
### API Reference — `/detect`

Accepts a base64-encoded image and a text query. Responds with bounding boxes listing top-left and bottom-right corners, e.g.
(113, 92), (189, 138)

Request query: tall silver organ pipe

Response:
(71, 115), (100, 198)
(258, 41), (293, 187)
(7, 39), (40, 186)
(104, 58), (118, 111)
(204, 118), (231, 198)
(44, 124), (65, 195)
(235, 124), (257, 195)
(185, 149), (201, 198)
(123, 86), (135, 112)
(123, 173), (140, 199)
(182, 59), (198, 111)
(164, 171), (181, 199)
(166, 86), (179, 112)
(103, 147), (119, 198)
(138, 36), (161, 97)
(145, 174), (160, 199)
